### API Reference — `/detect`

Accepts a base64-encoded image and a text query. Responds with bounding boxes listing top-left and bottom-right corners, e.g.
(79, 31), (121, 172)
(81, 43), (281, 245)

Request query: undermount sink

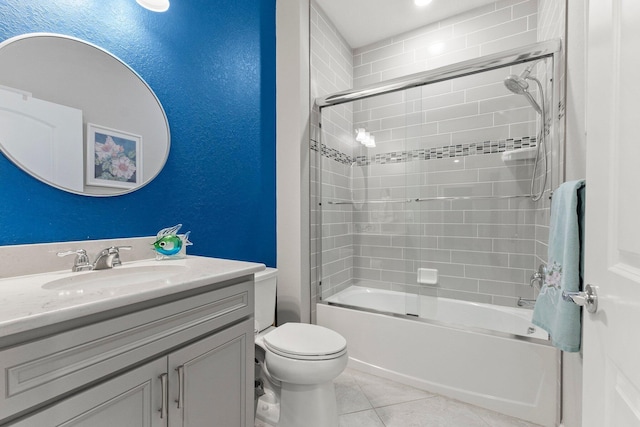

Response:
(42, 265), (187, 291)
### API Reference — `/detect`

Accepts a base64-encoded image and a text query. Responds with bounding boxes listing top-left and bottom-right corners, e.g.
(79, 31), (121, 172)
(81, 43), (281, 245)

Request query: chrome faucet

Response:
(529, 264), (547, 291)
(518, 264), (547, 308)
(58, 246), (132, 272)
(92, 246), (132, 270)
(517, 297), (536, 308)
(57, 249), (92, 272)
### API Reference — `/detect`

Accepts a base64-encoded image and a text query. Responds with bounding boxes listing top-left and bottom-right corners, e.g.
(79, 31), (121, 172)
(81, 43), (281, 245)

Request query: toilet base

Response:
(277, 381), (339, 427)
(256, 388), (280, 426)
(256, 381), (339, 427)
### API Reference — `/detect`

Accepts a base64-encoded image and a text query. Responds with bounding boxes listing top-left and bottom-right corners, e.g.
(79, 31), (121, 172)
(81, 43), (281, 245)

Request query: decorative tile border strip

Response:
(310, 140), (353, 165)
(311, 137), (536, 166)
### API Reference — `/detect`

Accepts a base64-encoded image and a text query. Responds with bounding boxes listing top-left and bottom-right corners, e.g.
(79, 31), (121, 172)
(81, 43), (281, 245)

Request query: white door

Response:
(0, 86), (84, 192)
(583, 0), (640, 425)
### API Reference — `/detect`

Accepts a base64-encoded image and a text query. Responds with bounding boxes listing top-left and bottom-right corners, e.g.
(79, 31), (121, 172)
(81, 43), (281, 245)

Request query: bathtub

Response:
(317, 286), (559, 427)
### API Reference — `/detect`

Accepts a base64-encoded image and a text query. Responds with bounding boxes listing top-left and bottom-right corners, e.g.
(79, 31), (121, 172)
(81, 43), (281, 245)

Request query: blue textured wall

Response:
(0, 0), (276, 266)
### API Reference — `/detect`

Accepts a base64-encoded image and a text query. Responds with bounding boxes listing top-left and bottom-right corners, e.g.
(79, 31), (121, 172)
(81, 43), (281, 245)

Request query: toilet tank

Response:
(254, 268), (277, 332)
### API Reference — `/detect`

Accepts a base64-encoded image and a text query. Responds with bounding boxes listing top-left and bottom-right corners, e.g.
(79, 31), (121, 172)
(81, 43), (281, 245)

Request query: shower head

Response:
(504, 64), (542, 114)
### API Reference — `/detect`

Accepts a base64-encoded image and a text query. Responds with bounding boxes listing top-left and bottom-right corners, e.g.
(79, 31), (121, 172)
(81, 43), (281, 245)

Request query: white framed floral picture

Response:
(86, 124), (142, 189)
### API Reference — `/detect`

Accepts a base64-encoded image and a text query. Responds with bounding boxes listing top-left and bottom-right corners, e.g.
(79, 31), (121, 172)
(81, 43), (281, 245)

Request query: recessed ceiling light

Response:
(414, 0), (433, 6)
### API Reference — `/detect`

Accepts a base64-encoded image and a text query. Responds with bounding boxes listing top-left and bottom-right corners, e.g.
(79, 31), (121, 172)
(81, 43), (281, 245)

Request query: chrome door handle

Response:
(175, 365), (184, 409)
(159, 373), (168, 419)
(562, 284), (598, 313)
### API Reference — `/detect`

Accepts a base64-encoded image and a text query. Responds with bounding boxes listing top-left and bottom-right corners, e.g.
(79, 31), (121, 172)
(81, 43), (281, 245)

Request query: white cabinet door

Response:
(7, 320), (254, 427)
(583, 0), (640, 425)
(168, 320), (254, 427)
(10, 358), (166, 427)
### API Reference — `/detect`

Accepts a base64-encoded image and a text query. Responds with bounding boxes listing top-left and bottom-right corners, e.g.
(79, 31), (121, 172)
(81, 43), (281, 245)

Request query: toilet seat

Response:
(263, 323), (347, 361)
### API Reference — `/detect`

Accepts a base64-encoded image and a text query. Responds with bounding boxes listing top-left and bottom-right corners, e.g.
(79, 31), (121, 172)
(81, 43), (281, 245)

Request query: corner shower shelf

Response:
(501, 147), (537, 162)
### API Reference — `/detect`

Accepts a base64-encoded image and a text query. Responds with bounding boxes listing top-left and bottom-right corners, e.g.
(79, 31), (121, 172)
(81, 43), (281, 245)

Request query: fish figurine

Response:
(153, 224), (192, 258)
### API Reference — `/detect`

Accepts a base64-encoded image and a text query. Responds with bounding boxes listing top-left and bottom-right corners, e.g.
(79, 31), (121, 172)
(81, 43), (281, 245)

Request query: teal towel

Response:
(532, 180), (586, 352)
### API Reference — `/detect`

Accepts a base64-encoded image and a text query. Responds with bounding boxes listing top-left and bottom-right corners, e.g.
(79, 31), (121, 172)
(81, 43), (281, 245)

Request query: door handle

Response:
(562, 284), (598, 313)
(175, 365), (184, 409)
(159, 373), (168, 419)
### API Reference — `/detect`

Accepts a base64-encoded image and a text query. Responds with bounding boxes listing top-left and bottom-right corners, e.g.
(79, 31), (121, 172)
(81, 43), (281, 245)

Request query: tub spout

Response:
(517, 297), (536, 308)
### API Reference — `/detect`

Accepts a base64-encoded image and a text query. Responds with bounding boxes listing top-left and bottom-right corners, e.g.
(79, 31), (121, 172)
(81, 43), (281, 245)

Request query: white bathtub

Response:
(317, 286), (559, 427)
(326, 286), (549, 340)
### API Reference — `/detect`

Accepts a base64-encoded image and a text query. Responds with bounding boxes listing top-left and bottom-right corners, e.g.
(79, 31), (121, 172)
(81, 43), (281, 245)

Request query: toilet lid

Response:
(263, 323), (347, 360)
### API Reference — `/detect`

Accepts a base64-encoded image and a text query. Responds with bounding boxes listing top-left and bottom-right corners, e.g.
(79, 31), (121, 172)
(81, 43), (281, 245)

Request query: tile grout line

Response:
(337, 378), (387, 426)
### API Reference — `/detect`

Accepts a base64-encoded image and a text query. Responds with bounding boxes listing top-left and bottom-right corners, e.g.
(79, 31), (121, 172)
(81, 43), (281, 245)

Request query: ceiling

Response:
(314, 0), (499, 49)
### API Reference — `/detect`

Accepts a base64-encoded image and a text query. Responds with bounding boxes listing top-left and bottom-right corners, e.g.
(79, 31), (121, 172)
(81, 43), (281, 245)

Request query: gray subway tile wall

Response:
(352, 0), (538, 88)
(310, 0), (564, 308)
(316, 155), (543, 307)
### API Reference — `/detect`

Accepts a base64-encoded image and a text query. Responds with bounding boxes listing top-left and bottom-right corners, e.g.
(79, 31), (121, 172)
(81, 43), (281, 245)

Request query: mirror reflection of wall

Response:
(0, 33), (170, 197)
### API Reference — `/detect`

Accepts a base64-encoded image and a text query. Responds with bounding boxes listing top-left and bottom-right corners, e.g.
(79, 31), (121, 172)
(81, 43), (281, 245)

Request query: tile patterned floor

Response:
(255, 368), (543, 427)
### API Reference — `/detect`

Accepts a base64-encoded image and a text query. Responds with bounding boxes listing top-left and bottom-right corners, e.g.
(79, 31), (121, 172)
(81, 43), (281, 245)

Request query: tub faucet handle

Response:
(57, 249), (92, 272)
(529, 264), (546, 290)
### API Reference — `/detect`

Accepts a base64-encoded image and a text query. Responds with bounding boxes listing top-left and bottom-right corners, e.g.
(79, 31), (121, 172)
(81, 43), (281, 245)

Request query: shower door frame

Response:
(313, 39), (563, 304)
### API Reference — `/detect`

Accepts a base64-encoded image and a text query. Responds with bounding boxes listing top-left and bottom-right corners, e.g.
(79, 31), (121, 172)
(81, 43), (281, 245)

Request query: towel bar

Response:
(327, 190), (553, 205)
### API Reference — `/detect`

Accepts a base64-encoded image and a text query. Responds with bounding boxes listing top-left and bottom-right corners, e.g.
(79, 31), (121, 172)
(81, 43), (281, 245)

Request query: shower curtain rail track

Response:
(327, 192), (552, 205)
(316, 39), (561, 108)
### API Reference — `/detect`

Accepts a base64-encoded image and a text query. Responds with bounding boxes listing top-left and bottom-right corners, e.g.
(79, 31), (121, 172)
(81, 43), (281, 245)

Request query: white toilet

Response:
(254, 268), (348, 427)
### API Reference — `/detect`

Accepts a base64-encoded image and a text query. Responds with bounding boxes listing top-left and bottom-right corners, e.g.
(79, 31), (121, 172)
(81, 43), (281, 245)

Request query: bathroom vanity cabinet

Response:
(0, 272), (256, 427)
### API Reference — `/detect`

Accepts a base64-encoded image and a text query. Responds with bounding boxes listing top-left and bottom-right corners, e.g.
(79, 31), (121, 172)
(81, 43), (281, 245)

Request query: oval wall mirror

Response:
(0, 33), (170, 196)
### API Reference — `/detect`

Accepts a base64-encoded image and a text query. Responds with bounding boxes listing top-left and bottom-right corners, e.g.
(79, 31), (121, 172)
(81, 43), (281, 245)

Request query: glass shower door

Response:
(315, 55), (557, 322)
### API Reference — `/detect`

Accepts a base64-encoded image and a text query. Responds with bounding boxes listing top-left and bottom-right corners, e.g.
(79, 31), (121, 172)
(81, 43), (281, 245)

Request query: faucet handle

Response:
(57, 249), (87, 257)
(57, 249), (92, 272)
(110, 246), (132, 267)
(97, 245), (131, 255)
(529, 264), (546, 290)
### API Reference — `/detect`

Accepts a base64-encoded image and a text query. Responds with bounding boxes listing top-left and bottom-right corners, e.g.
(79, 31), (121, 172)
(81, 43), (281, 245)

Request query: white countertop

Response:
(0, 255), (264, 340)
